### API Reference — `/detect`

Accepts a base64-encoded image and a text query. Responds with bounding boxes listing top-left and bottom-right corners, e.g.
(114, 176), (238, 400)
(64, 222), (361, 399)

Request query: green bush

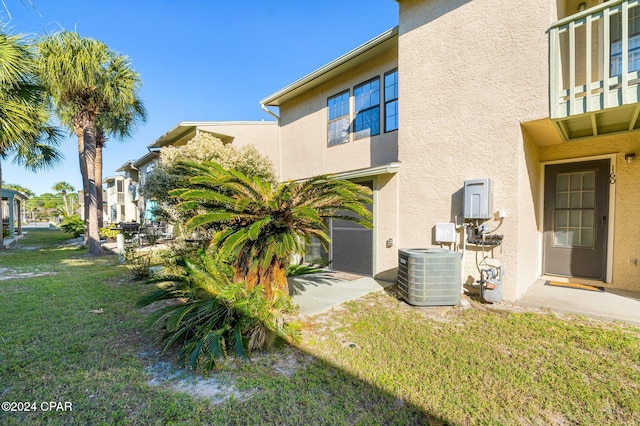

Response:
(138, 251), (300, 371)
(286, 264), (324, 277)
(59, 214), (85, 238)
(123, 245), (152, 279)
(99, 225), (120, 239)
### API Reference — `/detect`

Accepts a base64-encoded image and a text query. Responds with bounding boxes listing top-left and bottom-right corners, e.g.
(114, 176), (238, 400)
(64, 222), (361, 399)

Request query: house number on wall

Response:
(610, 165), (616, 184)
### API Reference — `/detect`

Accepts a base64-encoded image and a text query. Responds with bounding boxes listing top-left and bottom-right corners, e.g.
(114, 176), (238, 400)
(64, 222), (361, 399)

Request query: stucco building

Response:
(258, 0), (640, 299)
(113, 121), (278, 226)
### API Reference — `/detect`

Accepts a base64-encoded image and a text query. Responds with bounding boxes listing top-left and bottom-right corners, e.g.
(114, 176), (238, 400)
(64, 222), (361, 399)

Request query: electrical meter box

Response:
(435, 223), (456, 243)
(463, 178), (492, 219)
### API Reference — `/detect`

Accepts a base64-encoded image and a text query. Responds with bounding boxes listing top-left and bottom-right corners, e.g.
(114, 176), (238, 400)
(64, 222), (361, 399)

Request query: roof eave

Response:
(260, 26), (398, 107)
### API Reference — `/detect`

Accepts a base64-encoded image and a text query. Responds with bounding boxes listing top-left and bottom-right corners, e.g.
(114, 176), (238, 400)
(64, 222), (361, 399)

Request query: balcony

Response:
(550, 0), (640, 140)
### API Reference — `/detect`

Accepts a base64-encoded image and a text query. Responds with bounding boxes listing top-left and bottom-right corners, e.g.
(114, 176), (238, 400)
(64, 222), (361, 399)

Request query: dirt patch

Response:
(0, 267), (57, 281)
(142, 347), (311, 404)
(144, 361), (253, 405)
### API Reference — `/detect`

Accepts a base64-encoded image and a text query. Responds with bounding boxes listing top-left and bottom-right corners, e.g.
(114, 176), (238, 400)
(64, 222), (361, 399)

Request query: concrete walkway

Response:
(289, 273), (640, 326)
(516, 279), (640, 326)
(289, 272), (393, 316)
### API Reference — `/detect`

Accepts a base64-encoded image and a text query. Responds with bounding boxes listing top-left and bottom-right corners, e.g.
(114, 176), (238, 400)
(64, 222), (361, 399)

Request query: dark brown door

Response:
(330, 181), (373, 276)
(543, 160), (610, 280)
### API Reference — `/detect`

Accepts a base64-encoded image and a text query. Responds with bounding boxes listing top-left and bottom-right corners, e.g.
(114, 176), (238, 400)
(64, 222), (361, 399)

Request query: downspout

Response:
(261, 103), (280, 120)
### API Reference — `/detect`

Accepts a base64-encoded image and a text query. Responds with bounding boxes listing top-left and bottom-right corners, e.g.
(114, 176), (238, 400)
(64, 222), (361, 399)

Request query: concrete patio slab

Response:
(517, 279), (640, 326)
(289, 272), (394, 316)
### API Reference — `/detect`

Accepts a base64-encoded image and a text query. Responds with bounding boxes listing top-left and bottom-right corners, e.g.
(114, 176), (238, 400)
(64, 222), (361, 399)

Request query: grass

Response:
(1, 229), (639, 425)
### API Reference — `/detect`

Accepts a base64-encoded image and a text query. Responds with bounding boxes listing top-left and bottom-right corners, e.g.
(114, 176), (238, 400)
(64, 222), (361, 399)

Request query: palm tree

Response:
(94, 103), (146, 228)
(172, 161), (373, 301)
(36, 31), (145, 254)
(0, 29), (61, 248)
(52, 181), (75, 216)
(1, 1), (39, 20)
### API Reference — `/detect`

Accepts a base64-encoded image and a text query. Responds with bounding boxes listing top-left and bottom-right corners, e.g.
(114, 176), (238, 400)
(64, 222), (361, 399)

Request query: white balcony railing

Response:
(550, 0), (640, 120)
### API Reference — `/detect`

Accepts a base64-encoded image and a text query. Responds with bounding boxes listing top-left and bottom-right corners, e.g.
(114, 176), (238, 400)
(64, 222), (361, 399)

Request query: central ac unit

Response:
(397, 248), (461, 306)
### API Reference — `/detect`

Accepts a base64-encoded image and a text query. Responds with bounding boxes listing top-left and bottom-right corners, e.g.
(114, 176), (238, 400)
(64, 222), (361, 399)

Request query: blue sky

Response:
(2, 0), (399, 195)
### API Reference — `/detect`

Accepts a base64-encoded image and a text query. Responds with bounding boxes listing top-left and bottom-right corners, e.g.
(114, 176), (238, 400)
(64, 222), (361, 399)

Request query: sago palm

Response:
(0, 29), (61, 248)
(172, 161), (373, 300)
(36, 31), (145, 254)
(138, 251), (300, 371)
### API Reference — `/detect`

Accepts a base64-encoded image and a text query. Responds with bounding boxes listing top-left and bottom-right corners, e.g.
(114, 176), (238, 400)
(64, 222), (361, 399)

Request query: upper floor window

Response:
(611, 6), (640, 76)
(384, 69), (398, 132)
(353, 77), (380, 140)
(328, 90), (350, 146)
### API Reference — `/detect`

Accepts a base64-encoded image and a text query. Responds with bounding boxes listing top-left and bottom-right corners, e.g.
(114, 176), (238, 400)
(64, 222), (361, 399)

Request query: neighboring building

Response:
(147, 121), (280, 175)
(1, 188), (28, 240)
(103, 175), (138, 224)
(116, 152), (157, 224)
(257, 0), (640, 299)
(115, 121), (278, 224)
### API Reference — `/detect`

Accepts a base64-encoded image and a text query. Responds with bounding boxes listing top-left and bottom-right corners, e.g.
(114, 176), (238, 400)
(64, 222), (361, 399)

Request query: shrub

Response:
(124, 245), (152, 279)
(138, 251), (300, 371)
(172, 161), (372, 301)
(59, 214), (84, 238)
(286, 264), (324, 277)
(99, 225), (120, 239)
(142, 133), (276, 237)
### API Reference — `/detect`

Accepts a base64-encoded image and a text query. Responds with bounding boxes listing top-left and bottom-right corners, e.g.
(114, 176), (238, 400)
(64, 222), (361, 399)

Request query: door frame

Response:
(538, 154), (616, 283)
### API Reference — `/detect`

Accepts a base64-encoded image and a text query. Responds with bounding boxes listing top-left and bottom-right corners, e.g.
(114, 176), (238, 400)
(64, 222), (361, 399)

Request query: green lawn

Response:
(1, 229), (639, 425)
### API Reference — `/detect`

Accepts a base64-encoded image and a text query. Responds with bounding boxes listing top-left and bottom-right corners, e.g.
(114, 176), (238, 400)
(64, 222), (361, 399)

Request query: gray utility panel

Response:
(463, 178), (493, 220)
(397, 248), (462, 306)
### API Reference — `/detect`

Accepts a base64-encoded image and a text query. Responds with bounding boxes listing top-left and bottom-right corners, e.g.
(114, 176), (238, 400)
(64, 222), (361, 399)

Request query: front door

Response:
(543, 160), (610, 280)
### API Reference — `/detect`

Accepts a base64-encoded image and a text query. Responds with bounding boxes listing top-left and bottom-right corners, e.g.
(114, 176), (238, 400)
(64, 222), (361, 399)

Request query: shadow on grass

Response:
(1, 229), (452, 425)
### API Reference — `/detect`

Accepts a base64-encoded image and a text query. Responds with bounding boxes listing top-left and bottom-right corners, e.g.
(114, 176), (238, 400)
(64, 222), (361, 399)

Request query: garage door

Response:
(330, 181), (373, 276)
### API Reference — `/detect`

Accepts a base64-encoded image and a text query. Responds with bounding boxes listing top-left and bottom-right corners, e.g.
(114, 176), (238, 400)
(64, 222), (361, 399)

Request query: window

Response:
(554, 171), (595, 248)
(328, 90), (350, 146)
(384, 69), (398, 132)
(611, 7), (640, 76)
(116, 180), (124, 193)
(353, 78), (380, 140)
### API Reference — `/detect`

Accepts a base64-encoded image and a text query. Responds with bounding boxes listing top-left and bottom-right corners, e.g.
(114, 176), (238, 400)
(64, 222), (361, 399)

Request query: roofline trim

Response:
(260, 26), (399, 106)
(293, 162), (400, 183)
(147, 120), (277, 149)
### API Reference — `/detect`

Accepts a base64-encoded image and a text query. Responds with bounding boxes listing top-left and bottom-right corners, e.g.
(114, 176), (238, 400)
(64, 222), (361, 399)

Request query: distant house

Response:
(146, 121), (279, 173)
(103, 175), (139, 224)
(256, 0), (640, 299)
(116, 151), (158, 224)
(2, 188), (28, 241)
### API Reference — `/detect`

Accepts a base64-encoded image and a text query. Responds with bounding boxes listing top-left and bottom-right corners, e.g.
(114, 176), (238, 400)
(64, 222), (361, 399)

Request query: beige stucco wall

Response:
(397, 0), (557, 300)
(278, 44), (398, 181)
(197, 122), (280, 177)
(374, 173), (400, 281)
(538, 132), (640, 291)
(275, 44), (399, 280)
